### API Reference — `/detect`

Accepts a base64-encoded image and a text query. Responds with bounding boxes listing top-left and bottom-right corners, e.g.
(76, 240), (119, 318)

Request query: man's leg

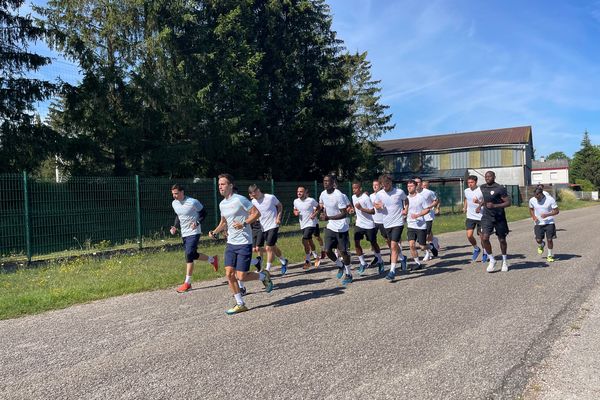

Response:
(339, 232), (353, 285)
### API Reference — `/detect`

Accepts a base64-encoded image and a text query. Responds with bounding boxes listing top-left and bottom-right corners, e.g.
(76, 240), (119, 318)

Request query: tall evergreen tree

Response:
(0, 0), (56, 172)
(570, 130), (600, 188)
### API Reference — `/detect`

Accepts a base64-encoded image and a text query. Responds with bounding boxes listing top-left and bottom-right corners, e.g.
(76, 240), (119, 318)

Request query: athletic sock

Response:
(237, 280), (245, 289)
(488, 254), (495, 262)
(185, 275), (192, 284)
(375, 252), (383, 262)
(424, 250), (430, 259)
(548, 249), (553, 256)
(358, 255), (366, 265)
(473, 246), (480, 251)
(208, 255), (215, 263)
(482, 248), (487, 254)
(311, 251), (318, 259)
(278, 256), (287, 264)
(305, 253), (311, 261)
(344, 264), (352, 275)
(414, 257), (420, 265)
(266, 262), (272, 271)
(502, 254), (507, 262)
(258, 272), (266, 281)
(390, 263), (397, 273)
(335, 259), (343, 268)
(234, 293), (244, 305)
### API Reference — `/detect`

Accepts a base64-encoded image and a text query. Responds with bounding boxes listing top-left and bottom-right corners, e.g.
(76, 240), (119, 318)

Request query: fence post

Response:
(135, 175), (143, 249)
(22, 171), (32, 263)
(213, 177), (219, 226)
(271, 178), (275, 195)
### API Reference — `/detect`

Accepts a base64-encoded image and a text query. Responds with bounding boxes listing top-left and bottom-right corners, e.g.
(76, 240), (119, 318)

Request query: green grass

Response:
(1, 200), (597, 320)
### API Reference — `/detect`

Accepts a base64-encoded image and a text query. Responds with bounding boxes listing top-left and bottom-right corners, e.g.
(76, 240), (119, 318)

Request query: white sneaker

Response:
(486, 259), (497, 273)
(501, 261), (509, 272)
(423, 252), (431, 262)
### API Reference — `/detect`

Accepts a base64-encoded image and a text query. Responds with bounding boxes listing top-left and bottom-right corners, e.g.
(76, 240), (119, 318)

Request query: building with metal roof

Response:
(531, 158), (569, 185)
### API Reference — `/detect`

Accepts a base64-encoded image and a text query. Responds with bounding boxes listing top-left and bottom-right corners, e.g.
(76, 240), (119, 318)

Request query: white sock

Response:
(208, 256), (214, 263)
(548, 249), (553, 256)
(358, 255), (366, 264)
(414, 257), (420, 265)
(375, 252), (383, 262)
(305, 253), (311, 261)
(344, 264), (352, 275)
(237, 280), (245, 289)
(482, 248), (487, 255)
(424, 250), (430, 258)
(185, 275), (192, 284)
(502, 254), (507, 262)
(234, 293), (244, 305)
(311, 251), (318, 259)
(473, 246), (480, 251)
(335, 259), (343, 268)
(278, 256), (287, 264)
(489, 255), (495, 262)
(266, 262), (272, 271)
(390, 263), (397, 273)
(259, 272), (266, 281)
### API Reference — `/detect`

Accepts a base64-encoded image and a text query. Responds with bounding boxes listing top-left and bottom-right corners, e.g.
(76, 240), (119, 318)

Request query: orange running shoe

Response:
(314, 257), (321, 268)
(210, 255), (219, 272)
(303, 260), (311, 270)
(176, 282), (191, 293)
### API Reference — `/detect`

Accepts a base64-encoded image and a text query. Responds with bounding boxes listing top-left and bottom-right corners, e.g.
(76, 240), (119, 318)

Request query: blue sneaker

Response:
(472, 247), (481, 261)
(378, 262), (385, 275)
(357, 263), (368, 275)
(342, 274), (353, 286)
(400, 256), (408, 272)
(261, 270), (273, 293)
(280, 259), (288, 276)
(336, 267), (344, 279)
(385, 270), (396, 281)
(481, 253), (488, 263)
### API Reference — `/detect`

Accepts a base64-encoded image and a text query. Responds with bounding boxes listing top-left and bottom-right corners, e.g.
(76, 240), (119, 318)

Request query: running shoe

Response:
(472, 247), (481, 262)
(378, 261), (385, 275)
(412, 263), (423, 271)
(385, 270), (396, 281)
(400, 256), (408, 272)
(369, 258), (379, 267)
(239, 286), (247, 296)
(254, 256), (262, 272)
(547, 255), (555, 262)
(482, 253), (488, 263)
(357, 263), (368, 275)
(176, 282), (191, 293)
(430, 243), (438, 257)
(432, 237), (440, 251)
(486, 259), (497, 273)
(321, 251), (327, 260)
(501, 261), (509, 272)
(342, 274), (353, 286)
(225, 304), (248, 315)
(537, 241), (545, 255)
(313, 257), (321, 268)
(303, 260), (311, 270)
(281, 259), (288, 276)
(210, 255), (219, 272)
(336, 267), (344, 279)
(262, 270), (274, 293)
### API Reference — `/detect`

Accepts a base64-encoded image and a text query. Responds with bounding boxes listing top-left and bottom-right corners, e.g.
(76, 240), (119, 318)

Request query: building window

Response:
(550, 172), (558, 181)
(532, 172), (542, 183)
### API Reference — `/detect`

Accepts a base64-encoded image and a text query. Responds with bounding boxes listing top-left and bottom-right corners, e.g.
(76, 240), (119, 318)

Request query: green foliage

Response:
(575, 179), (595, 191)
(570, 131), (600, 189)
(557, 189), (577, 203)
(0, 0), (57, 172)
(546, 151), (569, 161)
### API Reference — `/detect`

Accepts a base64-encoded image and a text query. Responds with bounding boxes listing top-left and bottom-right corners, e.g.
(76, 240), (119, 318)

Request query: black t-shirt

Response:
(479, 182), (508, 219)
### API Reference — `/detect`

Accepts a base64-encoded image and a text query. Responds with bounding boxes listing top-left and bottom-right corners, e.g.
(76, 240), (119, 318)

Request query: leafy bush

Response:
(558, 189), (577, 203)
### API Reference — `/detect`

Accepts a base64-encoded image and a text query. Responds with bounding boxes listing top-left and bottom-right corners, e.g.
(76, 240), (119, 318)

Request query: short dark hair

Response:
(406, 179), (416, 186)
(467, 175), (478, 182)
(352, 181), (362, 186)
(171, 184), (184, 191)
(324, 174), (336, 183)
(413, 176), (422, 181)
(218, 173), (234, 184)
(379, 174), (392, 183)
(534, 188), (544, 196)
(248, 184), (260, 193)
(297, 185), (307, 191)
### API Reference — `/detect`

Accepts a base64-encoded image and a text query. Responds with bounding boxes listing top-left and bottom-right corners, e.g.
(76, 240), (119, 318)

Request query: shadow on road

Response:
(253, 287), (346, 309)
(555, 253), (581, 261)
(507, 261), (547, 270)
(438, 251), (472, 260)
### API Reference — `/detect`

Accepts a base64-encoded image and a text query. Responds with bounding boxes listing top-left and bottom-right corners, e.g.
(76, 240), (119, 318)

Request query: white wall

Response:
(469, 167), (526, 186)
(531, 169), (569, 185)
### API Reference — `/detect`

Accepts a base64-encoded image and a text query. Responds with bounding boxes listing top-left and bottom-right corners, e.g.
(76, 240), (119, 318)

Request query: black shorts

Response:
(252, 227), (264, 248)
(302, 225), (321, 240)
(324, 228), (350, 253)
(385, 225), (404, 242)
(262, 227), (279, 246)
(465, 218), (482, 234)
(534, 224), (557, 240)
(354, 226), (377, 244)
(407, 228), (427, 246)
(375, 223), (388, 240)
(481, 216), (509, 238)
(425, 220), (433, 236)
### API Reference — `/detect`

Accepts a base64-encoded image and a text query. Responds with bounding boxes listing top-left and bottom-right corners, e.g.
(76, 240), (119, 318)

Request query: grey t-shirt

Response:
(172, 196), (203, 237)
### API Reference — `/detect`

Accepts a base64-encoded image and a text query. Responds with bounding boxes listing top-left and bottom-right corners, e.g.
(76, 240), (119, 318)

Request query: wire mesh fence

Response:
(0, 173), (521, 261)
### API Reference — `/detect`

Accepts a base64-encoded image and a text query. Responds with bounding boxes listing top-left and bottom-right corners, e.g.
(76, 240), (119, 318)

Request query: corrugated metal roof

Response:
(393, 169), (468, 182)
(377, 126), (532, 154)
(531, 159), (569, 169)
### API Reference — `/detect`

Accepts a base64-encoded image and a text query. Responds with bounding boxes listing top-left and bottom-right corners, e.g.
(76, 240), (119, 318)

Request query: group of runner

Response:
(169, 170), (559, 315)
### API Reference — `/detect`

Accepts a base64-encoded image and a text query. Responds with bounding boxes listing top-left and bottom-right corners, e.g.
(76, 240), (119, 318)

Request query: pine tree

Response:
(0, 0), (56, 172)
(570, 131), (600, 188)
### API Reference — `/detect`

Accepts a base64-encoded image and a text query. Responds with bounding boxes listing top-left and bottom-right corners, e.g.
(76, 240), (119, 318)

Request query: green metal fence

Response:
(0, 173), (521, 261)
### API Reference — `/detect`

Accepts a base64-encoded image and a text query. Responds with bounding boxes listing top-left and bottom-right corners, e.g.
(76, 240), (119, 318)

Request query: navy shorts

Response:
(182, 234), (200, 263)
(224, 244), (253, 272)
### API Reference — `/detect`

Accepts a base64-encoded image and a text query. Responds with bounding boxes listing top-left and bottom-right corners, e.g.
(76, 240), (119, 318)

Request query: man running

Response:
(404, 179), (432, 277)
(250, 220), (264, 271)
(370, 179), (389, 273)
(463, 175), (488, 262)
(415, 178), (440, 257)
(293, 185), (323, 270)
(170, 184), (219, 293)
(313, 175), (353, 285)
(478, 171), (511, 272)
(248, 184), (289, 275)
(529, 188), (559, 262)
(373, 174), (408, 276)
(209, 174), (273, 315)
(351, 182), (383, 275)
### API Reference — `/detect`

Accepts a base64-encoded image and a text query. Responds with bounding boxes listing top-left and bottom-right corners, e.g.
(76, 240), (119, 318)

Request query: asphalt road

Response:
(1, 206), (599, 400)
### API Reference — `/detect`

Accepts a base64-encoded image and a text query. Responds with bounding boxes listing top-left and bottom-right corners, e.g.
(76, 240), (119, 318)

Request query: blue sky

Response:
(24, 0), (600, 158)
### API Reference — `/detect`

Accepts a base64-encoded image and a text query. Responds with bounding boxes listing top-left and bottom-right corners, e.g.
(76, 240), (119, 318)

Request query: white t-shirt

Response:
(293, 197), (319, 229)
(407, 193), (428, 230)
(252, 193), (280, 232)
(319, 189), (350, 232)
(370, 192), (384, 224)
(375, 187), (407, 228)
(419, 188), (437, 221)
(172, 197), (203, 237)
(464, 187), (484, 221)
(219, 194), (253, 245)
(352, 193), (375, 229)
(529, 196), (558, 225)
